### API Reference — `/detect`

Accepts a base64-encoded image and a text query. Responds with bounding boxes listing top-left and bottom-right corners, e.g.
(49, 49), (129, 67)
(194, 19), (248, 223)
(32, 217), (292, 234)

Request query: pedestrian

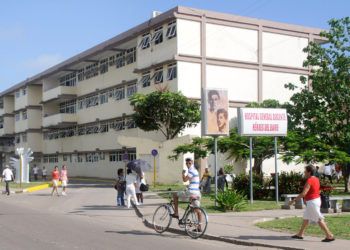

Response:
(289, 165), (335, 242)
(33, 165), (39, 181)
(115, 168), (126, 207)
(200, 167), (211, 194)
(42, 166), (47, 181)
(314, 166), (321, 178)
(217, 168), (228, 192)
(51, 166), (60, 197)
(2, 165), (14, 196)
(60, 165), (68, 196)
(125, 169), (139, 208)
(323, 162), (334, 183)
(136, 172), (145, 205)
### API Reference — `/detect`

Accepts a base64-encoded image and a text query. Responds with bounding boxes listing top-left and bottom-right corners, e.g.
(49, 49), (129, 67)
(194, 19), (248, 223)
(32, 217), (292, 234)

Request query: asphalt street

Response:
(0, 182), (272, 250)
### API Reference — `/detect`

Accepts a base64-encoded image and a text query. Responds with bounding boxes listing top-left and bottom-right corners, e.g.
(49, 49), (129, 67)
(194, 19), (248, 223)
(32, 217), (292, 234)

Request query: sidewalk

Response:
(135, 192), (349, 250)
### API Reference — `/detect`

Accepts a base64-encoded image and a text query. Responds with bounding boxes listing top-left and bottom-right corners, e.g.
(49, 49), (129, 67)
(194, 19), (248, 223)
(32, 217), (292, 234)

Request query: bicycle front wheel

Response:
(184, 207), (208, 239)
(152, 205), (172, 233)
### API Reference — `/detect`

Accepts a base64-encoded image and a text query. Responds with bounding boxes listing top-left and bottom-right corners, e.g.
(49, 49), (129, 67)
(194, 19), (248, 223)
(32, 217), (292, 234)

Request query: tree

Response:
(129, 90), (201, 140)
(170, 99), (283, 174)
(285, 17), (350, 191)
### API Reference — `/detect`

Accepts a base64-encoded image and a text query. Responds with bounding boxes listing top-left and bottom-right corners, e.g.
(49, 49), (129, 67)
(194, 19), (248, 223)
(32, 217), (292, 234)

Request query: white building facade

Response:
(0, 6), (325, 182)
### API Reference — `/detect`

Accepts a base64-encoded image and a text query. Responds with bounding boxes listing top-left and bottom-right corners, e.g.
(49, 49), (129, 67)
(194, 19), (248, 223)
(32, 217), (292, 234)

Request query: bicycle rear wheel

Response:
(152, 205), (172, 233)
(184, 207), (208, 239)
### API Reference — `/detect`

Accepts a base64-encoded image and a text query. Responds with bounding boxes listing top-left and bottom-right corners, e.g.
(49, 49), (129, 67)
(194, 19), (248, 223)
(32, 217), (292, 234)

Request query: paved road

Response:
(0, 183), (271, 250)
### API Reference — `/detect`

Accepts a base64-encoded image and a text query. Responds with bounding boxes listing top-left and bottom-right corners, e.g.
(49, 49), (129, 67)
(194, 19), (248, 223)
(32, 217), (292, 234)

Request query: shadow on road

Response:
(105, 230), (183, 239)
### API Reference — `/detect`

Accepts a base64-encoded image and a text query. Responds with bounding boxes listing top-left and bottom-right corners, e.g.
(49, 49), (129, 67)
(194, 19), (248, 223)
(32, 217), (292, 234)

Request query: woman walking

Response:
(289, 165), (334, 242)
(60, 165), (68, 196)
(136, 171), (145, 205)
(125, 169), (139, 208)
(51, 166), (60, 196)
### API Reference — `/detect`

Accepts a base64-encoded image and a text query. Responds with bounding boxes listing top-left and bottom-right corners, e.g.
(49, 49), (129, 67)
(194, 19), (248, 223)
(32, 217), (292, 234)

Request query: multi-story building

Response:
(0, 6), (325, 182)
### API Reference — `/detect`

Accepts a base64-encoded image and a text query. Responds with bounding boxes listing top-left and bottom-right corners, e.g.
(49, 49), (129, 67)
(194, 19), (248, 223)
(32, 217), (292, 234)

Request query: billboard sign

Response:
(238, 108), (288, 137)
(202, 88), (229, 136)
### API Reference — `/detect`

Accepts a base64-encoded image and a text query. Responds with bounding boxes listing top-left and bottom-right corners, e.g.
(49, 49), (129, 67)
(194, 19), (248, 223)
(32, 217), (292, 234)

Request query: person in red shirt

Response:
(289, 165), (334, 242)
(51, 166), (60, 197)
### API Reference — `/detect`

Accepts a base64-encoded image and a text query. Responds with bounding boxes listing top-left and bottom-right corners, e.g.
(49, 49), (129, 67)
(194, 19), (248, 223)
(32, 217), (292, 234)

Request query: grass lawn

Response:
(256, 214), (350, 240)
(0, 181), (49, 190)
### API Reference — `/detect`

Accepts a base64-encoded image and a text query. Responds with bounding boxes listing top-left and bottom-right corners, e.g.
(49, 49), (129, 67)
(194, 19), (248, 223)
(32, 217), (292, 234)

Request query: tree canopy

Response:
(129, 90), (201, 140)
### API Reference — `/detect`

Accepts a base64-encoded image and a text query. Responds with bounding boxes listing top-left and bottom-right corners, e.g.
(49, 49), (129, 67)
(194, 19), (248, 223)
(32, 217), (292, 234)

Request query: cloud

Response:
(22, 53), (65, 72)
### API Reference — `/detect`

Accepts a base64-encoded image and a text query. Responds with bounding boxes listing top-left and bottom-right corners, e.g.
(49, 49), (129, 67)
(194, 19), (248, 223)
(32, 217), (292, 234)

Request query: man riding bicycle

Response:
(172, 157), (203, 231)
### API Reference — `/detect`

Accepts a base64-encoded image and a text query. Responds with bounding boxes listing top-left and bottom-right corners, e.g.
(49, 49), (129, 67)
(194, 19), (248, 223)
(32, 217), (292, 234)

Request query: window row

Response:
(140, 64), (177, 88)
(77, 83), (137, 110)
(43, 117), (136, 140)
(139, 21), (176, 50)
(0, 98), (3, 109)
(41, 150), (136, 164)
(60, 47), (137, 85)
(14, 133), (27, 144)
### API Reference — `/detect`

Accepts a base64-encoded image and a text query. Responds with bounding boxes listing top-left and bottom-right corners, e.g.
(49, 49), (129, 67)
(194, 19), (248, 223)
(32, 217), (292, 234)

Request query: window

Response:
(99, 152), (105, 161)
(100, 122), (109, 133)
(127, 84), (137, 97)
(109, 119), (124, 131)
(15, 91), (20, 98)
(22, 133), (27, 143)
(0, 118), (3, 129)
(22, 110), (28, 120)
(139, 33), (151, 49)
(15, 113), (20, 122)
(125, 119), (137, 129)
(78, 99), (85, 110)
(85, 94), (99, 108)
(125, 47), (136, 65)
(0, 99), (3, 109)
(128, 149), (137, 161)
(86, 123), (99, 134)
(100, 58), (109, 74)
(59, 100), (76, 113)
(152, 27), (163, 45)
(153, 68), (163, 84)
(109, 55), (115, 66)
(77, 69), (85, 82)
(49, 155), (58, 163)
(116, 52), (125, 68)
(86, 152), (99, 162)
(115, 87), (125, 100)
(85, 62), (99, 79)
(22, 87), (27, 96)
(78, 125), (86, 136)
(59, 72), (77, 86)
(109, 151), (123, 162)
(63, 154), (72, 162)
(166, 21), (176, 39)
(43, 155), (49, 163)
(99, 91), (108, 105)
(77, 154), (84, 163)
(167, 63), (177, 81)
(14, 135), (20, 144)
(141, 72), (151, 87)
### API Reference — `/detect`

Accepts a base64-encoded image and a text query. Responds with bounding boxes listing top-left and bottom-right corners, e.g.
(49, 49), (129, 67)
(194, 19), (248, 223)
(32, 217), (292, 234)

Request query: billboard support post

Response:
(249, 137), (253, 204)
(274, 137), (279, 204)
(214, 136), (218, 207)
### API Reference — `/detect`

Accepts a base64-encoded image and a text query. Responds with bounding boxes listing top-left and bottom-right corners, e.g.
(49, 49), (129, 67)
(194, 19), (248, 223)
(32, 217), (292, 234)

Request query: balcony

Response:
(43, 86), (77, 103)
(43, 113), (77, 128)
(0, 126), (14, 137)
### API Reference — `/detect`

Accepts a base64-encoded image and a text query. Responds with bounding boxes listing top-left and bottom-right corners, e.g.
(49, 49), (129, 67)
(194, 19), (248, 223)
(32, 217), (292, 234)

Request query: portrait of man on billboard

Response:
(204, 89), (229, 136)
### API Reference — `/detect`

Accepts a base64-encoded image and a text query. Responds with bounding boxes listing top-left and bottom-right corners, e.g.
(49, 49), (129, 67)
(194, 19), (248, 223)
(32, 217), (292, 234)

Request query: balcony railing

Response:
(43, 86), (77, 103)
(43, 113), (77, 128)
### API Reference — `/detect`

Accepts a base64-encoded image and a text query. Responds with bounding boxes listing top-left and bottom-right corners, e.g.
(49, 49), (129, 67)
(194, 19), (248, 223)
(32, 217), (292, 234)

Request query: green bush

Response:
(224, 164), (234, 174)
(278, 171), (304, 195)
(216, 189), (247, 211)
(232, 173), (270, 199)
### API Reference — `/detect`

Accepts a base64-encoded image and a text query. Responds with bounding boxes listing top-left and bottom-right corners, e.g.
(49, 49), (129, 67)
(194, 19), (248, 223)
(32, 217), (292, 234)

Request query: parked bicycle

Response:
(152, 195), (208, 239)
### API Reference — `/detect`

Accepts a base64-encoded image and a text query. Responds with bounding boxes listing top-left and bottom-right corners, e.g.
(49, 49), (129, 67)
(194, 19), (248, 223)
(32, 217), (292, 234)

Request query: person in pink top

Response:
(60, 165), (68, 196)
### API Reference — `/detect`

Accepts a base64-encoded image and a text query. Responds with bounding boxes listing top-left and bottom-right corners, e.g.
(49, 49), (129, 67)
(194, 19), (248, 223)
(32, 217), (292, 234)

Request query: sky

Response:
(0, 0), (349, 92)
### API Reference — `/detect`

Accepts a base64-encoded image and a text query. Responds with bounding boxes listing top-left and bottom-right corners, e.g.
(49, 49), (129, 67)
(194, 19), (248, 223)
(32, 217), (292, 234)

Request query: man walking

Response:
(2, 165), (14, 196)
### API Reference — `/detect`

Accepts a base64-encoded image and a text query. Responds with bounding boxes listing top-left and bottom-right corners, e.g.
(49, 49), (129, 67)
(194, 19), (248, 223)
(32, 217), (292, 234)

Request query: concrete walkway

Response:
(136, 192), (350, 250)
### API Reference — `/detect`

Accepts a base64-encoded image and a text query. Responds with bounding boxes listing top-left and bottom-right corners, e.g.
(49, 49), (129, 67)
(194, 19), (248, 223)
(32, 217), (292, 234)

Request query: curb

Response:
(6, 182), (62, 194)
(132, 203), (304, 250)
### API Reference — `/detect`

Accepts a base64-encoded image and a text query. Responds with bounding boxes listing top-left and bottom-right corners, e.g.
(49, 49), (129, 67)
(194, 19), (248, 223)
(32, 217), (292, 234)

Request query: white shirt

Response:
(126, 174), (137, 186)
(33, 167), (39, 174)
(2, 168), (13, 181)
(324, 164), (334, 176)
(42, 169), (47, 175)
(187, 165), (200, 196)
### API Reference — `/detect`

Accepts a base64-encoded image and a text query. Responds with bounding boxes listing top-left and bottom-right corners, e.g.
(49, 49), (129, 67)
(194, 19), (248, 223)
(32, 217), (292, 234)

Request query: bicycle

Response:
(152, 194), (208, 239)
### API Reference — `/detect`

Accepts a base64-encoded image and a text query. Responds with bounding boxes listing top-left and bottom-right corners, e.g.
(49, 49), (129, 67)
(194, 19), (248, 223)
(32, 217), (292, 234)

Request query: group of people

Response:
(51, 165), (68, 196)
(315, 163), (343, 184)
(115, 168), (146, 209)
(31, 165), (48, 181)
(199, 167), (230, 194)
